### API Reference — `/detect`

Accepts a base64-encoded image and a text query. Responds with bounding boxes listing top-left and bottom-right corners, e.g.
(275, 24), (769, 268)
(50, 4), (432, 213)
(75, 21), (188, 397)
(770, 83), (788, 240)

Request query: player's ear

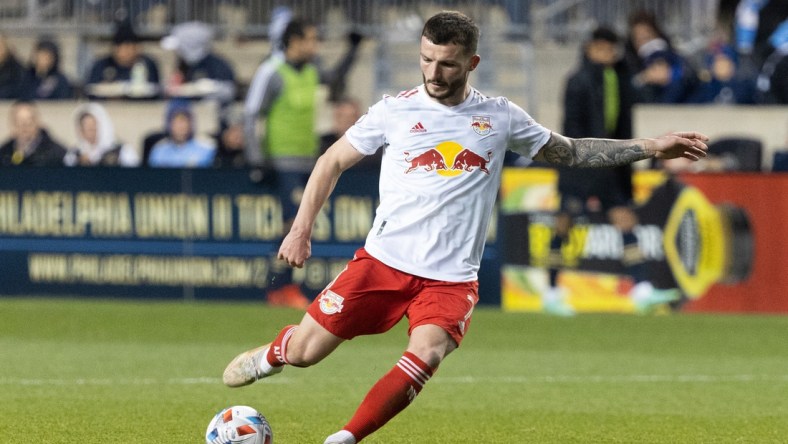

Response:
(469, 54), (481, 71)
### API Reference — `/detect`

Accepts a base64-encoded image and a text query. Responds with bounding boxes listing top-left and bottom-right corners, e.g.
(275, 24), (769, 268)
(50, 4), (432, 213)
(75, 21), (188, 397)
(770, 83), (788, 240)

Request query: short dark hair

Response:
(421, 11), (480, 55)
(591, 26), (620, 44)
(281, 19), (315, 50)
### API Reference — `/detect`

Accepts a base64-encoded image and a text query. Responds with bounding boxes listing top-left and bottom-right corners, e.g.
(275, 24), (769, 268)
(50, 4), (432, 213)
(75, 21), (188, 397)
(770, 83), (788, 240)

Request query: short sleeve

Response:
(345, 99), (387, 155)
(507, 101), (552, 159)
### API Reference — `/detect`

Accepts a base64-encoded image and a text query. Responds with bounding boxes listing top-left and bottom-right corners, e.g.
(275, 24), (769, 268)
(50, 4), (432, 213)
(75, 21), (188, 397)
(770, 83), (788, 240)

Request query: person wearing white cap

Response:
(160, 20), (236, 128)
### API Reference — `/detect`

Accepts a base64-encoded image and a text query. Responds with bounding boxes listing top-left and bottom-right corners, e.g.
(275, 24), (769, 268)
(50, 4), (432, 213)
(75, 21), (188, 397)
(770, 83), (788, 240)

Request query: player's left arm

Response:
(533, 131), (709, 167)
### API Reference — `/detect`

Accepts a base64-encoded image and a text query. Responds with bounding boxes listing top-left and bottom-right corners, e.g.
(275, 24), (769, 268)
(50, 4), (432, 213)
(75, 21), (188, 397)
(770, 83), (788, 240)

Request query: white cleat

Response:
(323, 430), (357, 444)
(222, 343), (283, 387)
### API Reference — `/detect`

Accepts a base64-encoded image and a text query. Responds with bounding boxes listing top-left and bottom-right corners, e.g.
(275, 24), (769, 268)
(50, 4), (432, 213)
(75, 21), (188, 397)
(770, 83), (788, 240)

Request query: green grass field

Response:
(2, 297), (788, 443)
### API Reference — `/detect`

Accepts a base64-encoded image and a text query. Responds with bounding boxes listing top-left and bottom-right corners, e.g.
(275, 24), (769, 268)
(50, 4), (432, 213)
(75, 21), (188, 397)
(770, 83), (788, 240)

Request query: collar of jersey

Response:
(418, 84), (478, 111)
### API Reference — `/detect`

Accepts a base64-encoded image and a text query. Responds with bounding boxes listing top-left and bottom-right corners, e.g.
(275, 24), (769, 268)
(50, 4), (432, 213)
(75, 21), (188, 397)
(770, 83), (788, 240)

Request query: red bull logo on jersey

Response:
(404, 141), (492, 176)
(471, 116), (493, 135)
(404, 149), (447, 173)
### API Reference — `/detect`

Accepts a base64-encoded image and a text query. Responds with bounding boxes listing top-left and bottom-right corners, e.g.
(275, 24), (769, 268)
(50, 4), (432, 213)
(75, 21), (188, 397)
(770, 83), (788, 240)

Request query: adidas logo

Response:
(409, 122), (427, 133)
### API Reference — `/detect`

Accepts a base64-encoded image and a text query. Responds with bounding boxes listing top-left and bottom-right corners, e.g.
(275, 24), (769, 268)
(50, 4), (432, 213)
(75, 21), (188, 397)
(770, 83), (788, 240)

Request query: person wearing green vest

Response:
(244, 18), (362, 308)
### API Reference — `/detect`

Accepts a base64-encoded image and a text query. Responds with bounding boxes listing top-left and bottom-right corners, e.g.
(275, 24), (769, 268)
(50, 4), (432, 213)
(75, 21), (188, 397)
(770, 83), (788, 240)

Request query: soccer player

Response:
(223, 11), (708, 444)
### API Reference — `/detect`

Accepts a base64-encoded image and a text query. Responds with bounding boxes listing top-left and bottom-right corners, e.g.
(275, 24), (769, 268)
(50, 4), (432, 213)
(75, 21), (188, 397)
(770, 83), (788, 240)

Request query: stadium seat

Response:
(773, 151), (788, 172)
(706, 137), (763, 172)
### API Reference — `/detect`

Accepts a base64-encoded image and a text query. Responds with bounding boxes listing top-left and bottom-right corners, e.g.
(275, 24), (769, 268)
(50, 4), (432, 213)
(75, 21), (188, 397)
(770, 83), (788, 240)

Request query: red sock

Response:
(344, 352), (434, 441)
(265, 325), (298, 367)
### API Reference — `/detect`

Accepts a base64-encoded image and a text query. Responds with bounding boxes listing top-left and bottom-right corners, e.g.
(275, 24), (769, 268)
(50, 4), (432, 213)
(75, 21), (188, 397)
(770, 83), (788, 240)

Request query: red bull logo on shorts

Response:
(471, 116), (493, 135)
(404, 141), (492, 176)
(319, 290), (345, 315)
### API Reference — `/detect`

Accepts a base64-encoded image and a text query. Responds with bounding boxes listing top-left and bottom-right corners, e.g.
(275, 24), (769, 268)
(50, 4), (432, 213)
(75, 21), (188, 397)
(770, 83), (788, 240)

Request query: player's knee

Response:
(407, 341), (455, 368)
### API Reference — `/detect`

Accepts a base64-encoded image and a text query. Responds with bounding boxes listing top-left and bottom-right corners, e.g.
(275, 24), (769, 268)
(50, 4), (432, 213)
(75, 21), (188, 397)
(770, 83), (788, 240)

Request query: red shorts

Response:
(307, 248), (479, 346)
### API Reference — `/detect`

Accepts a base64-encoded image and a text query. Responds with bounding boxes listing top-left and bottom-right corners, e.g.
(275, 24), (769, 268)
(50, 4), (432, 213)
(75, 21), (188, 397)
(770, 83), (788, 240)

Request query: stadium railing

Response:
(1, 1), (719, 110)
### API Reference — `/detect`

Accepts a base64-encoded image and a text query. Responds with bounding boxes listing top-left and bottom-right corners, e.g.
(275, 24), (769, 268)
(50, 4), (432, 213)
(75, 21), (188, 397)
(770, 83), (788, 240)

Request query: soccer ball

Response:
(205, 405), (273, 444)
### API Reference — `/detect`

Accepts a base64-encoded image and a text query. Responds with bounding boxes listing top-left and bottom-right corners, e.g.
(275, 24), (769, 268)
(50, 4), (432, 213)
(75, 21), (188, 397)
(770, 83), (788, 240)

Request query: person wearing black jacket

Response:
(25, 39), (73, 100)
(0, 34), (28, 100)
(545, 27), (679, 315)
(0, 100), (66, 167)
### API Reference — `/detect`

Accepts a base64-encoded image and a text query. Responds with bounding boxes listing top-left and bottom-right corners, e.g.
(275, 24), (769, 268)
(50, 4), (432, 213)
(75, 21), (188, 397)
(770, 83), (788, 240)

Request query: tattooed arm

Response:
(533, 131), (709, 167)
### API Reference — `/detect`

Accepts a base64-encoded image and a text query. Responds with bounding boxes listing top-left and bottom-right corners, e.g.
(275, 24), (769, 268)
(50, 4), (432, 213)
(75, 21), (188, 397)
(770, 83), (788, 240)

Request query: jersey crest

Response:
(471, 115), (493, 135)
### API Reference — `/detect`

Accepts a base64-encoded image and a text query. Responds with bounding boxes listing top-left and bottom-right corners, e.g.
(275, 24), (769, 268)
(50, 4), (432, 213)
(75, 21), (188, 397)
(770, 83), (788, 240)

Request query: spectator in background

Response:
(148, 100), (216, 168)
(319, 96), (362, 153)
(212, 105), (248, 169)
(0, 100), (66, 166)
(546, 26), (679, 315)
(24, 38), (73, 100)
(160, 21), (236, 129)
(688, 42), (756, 104)
(734, 0), (788, 72)
(0, 34), (28, 100)
(756, 19), (788, 103)
(319, 96), (380, 171)
(64, 102), (140, 167)
(243, 18), (362, 308)
(627, 10), (697, 103)
(84, 19), (161, 100)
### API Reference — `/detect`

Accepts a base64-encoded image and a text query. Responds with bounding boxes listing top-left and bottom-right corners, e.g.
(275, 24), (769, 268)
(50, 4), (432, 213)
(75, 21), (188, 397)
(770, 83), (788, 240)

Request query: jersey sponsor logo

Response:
(471, 115), (493, 135)
(404, 142), (493, 176)
(409, 122), (427, 133)
(319, 290), (345, 315)
(452, 149), (492, 175)
(404, 149), (447, 173)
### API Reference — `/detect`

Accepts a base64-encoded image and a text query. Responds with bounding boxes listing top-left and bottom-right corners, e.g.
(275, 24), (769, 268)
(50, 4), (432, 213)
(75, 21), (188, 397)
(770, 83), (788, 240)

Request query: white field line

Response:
(2, 374), (788, 386)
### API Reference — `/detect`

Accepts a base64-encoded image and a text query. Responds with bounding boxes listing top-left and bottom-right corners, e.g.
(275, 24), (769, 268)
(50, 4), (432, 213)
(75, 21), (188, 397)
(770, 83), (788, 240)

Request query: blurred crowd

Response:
(0, 9), (365, 169)
(0, 1), (785, 170)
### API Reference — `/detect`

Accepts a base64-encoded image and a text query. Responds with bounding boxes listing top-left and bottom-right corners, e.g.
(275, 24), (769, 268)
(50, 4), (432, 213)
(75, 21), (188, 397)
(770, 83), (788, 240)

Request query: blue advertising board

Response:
(0, 167), (500, 304)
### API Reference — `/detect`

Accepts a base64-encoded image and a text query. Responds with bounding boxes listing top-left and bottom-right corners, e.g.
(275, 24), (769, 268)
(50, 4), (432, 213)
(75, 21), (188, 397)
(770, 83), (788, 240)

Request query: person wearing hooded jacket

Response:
(64, 102), (139, 167)
(148, 100), (216, 168)
(160, 21), (236, 130)
(24, 39), (72, 100)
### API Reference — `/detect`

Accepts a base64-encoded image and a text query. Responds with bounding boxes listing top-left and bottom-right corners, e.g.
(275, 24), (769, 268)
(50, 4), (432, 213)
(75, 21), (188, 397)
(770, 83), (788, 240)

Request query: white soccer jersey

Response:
(345, 85), (551, 282)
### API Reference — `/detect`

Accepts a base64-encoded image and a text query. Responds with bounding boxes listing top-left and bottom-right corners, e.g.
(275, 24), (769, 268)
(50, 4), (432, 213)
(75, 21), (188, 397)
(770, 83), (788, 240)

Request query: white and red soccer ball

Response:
(205, 405), (273, 444)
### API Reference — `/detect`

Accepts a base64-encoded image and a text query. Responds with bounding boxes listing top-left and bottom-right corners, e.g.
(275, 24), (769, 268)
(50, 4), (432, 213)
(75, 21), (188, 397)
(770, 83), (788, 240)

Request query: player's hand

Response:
(650, 132), (709, 161)
(277, 230), (311, 268)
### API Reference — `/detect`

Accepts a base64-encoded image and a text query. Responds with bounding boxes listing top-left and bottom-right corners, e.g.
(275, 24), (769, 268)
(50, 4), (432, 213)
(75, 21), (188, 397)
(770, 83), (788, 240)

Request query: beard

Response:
(422, 74), (467, 101)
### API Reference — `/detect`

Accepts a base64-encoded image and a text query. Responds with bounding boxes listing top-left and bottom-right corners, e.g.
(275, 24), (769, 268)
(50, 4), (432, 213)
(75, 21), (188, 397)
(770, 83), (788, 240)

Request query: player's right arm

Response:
(278, 135), (366, 268)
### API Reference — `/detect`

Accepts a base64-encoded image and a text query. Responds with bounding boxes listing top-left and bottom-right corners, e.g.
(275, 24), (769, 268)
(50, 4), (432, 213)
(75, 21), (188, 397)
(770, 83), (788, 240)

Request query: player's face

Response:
(420, 36), (479, 106)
